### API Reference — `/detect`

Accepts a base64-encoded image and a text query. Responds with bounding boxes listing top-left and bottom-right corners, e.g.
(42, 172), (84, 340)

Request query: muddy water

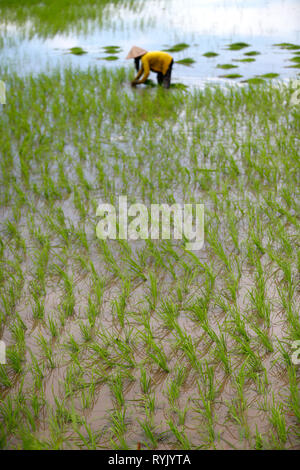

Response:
(0, 0), (299, 451)
(0, 0), (300, 85)
(2, 248), (298, 449)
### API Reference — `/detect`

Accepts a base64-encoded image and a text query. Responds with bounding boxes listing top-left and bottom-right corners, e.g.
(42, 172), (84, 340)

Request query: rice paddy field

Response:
(0, 0), (299, 451)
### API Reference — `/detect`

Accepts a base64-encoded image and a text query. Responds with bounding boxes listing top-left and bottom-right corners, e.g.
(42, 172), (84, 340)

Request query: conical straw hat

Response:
(126, 46), (148, 59)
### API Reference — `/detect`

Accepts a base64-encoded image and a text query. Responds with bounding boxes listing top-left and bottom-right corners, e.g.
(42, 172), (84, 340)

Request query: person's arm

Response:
(131, 66), (144, 85)
(131, 57), (150, 85)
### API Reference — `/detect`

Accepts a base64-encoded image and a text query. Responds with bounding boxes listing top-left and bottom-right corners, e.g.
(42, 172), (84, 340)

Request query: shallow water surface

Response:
(0, 0), (300, 86)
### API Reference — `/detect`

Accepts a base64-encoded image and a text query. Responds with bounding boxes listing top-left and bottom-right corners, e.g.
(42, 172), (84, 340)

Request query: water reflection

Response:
(0, 0), (299, 85)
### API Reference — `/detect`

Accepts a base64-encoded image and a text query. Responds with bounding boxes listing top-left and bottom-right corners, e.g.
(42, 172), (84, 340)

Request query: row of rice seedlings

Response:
(0, 66), (298, 448)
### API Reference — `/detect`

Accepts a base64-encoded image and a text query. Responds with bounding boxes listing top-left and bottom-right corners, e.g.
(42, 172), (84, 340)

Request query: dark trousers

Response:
(157, 59), (173, 89)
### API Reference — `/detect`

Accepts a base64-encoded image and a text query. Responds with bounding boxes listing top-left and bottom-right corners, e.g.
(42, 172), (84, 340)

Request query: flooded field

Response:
(0, 0), (299, 451)
(1, 0), (300, 85)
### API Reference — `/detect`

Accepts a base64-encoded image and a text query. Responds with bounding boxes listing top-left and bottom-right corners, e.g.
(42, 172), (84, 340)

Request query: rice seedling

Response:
(36, 333), (56, 369)
(226, 398), (250, 440)
(213, 333), (232, 374)
(112, 293), (127, 329)
(193, 386), (215, 445)
(157, 297), (179, 330)
(79, 321), (93, 342)
(145, 270), (158, 310)
(248, 262), (271, 327)
(234, 336), (263, 373)
(198, 360), (216, 402)
(80, 383), (96, 409)
(250, 322), (273, 353)
(30, 390), (45, 419)
(166, 378), (181, 408)
(0, 365), (13, 388)
(233, 364), (248, 412)
(109, 373), (125, 408)
(9, 315), (26, 349)
(148, 341), (169, 373)
(138, 414), (161, 449)
(29, 351), (44, 390)
(287, 366), (300, 421)
(31, 295), (45, 320)
(174, 327), (200, 372)
(109, 408), (128, 449)
(139, 366), (151, 394)
(254, 426), (265, 449)
(6, 346), (24, 374)
(73, 417), (99, 450)
(167, 419), (192, 449)
(269, 397), (288, 447)
(47, 315), (58, 338)
(65, 334), (81, 355)
(141, 392), (156, 417)
(0, 396), (20, 436)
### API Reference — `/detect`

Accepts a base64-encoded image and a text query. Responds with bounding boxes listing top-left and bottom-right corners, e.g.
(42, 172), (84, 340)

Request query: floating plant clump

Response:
(244, 51), (261, 56)
(102, 45), (122, 54)
(100, 55), (119, 61)
(233, 58), (256, 63)
(163, 43), (190, 52)
(227, 42), (250, 51)
(273, 43), (300, 50)
(243, 77), (266, 84)
(217, 64), (238, 69)
(203, 52), (219, 58)
(175, 57), (195, 66)
(220, 73), (243, 79)
(69, 47), (87, 55)
(286, 54), (300, 68)
(289, 56), (300, 64)
(258, 73), (280, 79)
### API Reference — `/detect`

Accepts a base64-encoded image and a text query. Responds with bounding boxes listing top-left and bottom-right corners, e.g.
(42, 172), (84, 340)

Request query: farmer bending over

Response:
(126, 46), (174, 89)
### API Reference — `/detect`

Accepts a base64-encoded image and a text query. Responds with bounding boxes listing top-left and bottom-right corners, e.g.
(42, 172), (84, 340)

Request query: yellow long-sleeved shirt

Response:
(133, 51), (173, 84)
